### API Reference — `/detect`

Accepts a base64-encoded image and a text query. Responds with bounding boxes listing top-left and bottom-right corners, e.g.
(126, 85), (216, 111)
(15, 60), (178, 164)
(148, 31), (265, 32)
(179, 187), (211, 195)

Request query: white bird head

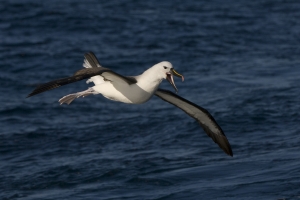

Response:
(152, 61), (184, 93)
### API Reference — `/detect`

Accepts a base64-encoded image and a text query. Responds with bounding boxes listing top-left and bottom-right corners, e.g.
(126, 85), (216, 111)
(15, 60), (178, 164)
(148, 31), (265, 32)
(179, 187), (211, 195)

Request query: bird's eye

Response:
(163, 66), (167, 69)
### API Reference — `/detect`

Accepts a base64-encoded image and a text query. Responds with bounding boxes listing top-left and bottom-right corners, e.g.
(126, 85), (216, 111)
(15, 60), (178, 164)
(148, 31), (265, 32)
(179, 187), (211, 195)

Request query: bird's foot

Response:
(58, 88), (96, 105)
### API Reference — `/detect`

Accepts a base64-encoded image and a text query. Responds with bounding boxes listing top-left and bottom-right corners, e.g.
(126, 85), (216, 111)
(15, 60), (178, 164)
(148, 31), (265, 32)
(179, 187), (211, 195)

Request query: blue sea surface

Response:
(1, 0), (300, 199)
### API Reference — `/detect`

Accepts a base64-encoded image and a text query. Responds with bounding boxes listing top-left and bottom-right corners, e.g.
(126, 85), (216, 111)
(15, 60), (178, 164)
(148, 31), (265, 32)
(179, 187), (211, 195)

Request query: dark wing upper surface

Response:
(27, 68), (109, 97)
(155, 88), (233, 156)
(27, 52), (137, 97)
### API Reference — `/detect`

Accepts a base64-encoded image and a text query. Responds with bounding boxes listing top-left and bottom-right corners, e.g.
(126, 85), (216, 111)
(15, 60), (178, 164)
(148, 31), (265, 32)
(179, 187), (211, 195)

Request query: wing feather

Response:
(27, 52), (137, 97)
(84, 52), (103, 68)
(155, 88), (233, 156)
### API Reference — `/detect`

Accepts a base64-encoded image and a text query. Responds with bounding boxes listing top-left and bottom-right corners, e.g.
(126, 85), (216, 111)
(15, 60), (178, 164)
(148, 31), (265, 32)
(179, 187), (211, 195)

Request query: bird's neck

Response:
(136, 69), (163, 93)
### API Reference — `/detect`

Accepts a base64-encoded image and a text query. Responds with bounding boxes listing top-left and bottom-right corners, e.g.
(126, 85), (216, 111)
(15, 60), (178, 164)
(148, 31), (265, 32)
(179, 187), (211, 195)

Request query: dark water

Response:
(1, 0), (300, 199)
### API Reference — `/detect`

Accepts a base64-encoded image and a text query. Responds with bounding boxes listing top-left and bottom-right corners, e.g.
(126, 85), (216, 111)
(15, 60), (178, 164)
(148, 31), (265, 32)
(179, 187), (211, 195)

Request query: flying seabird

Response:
(27, 52), (233, 156)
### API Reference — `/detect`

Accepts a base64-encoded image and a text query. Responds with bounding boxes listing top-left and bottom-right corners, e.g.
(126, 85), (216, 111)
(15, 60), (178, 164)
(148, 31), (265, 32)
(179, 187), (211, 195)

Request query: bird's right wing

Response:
(27, 52), (137, 97)
(155, 88), (233, 156)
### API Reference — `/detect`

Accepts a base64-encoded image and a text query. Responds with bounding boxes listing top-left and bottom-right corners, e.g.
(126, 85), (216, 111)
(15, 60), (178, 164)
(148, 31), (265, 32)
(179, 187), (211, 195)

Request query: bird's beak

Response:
(166, 68), (184, 93)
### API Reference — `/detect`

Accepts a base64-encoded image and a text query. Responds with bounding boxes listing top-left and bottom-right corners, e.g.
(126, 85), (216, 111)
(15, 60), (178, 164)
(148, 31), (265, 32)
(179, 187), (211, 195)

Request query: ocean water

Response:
(1, 0), (300, 199)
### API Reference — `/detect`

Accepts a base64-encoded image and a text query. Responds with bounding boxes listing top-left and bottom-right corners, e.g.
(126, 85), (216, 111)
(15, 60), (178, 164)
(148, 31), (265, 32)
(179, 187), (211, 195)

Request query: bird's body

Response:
(79, 62), (171, 104)
(86, 75), (159, 104)
(28, 52), (233, 157)
(57, 58), (175, 105)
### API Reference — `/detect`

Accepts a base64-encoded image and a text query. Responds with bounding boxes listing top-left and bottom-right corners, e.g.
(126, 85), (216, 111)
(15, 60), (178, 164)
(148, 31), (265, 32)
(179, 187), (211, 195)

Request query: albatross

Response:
(27, 52), (233, 156)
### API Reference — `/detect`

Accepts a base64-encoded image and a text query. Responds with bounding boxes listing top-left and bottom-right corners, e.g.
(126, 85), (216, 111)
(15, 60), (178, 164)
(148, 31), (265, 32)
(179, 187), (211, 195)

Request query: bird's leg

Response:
(58, 87), (96, 105)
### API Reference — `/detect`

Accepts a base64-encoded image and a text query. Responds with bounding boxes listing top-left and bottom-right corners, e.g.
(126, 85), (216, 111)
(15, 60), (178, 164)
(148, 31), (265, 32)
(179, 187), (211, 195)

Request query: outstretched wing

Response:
(155, 88), (233, 157)
(27, 52), (137, 97)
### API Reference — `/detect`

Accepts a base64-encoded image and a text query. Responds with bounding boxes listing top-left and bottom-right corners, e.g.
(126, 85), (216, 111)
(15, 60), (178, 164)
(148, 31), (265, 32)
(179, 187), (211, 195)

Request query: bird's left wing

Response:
(155, 88), (233, 157)
(27, 67), (137, 97)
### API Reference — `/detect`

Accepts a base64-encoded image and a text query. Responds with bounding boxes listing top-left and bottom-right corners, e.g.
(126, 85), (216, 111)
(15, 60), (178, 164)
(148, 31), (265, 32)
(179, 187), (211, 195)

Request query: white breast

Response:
(92, 81), (158, 104)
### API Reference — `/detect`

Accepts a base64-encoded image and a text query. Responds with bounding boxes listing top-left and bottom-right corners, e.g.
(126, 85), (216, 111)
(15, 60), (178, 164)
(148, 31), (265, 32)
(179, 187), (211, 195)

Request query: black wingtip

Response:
(27, 90), (37, 98)
(220, 145), (233, 157)
(27, 90), (39, 98)
(229, 147), (233, 157)
(227, 149), (233, 157)
(26, 91), (39, 98)
(224, 140), (233, 157)
(217, 135), (233, 157)
(201, 124), (233, 157)
(223, 139), (233, 157)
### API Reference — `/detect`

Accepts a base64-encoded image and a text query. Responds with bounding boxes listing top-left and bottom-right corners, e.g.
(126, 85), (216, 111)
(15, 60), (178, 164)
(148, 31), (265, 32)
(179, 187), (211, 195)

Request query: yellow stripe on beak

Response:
(171, 68), (184, 82)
